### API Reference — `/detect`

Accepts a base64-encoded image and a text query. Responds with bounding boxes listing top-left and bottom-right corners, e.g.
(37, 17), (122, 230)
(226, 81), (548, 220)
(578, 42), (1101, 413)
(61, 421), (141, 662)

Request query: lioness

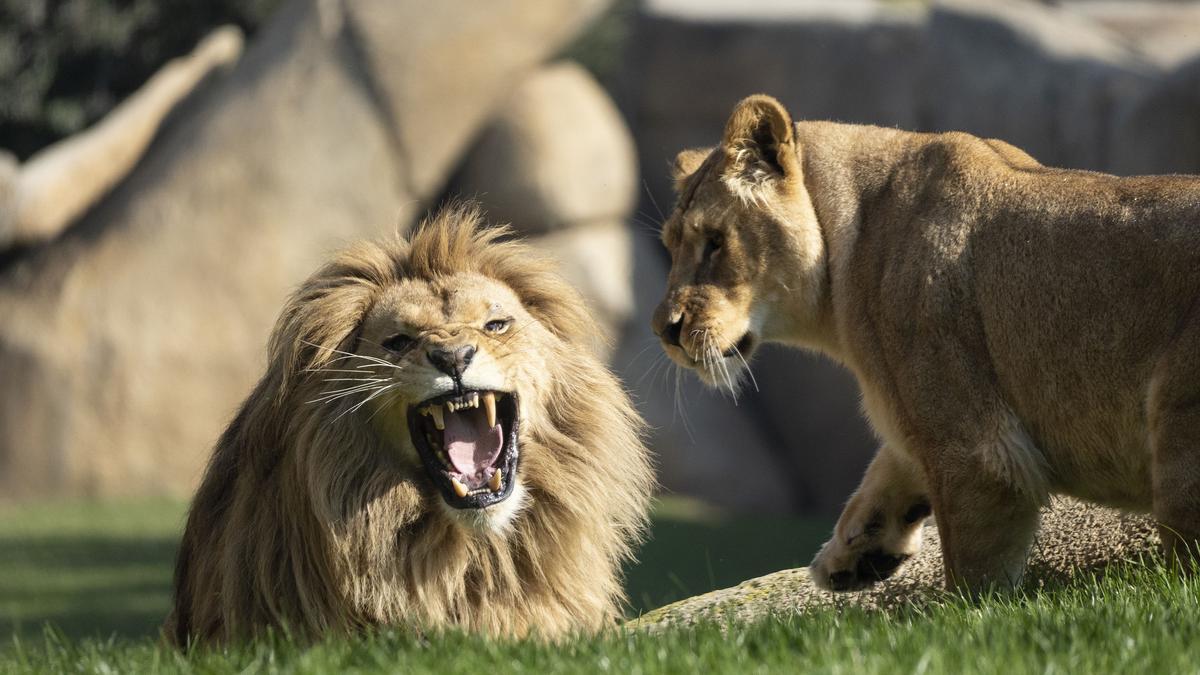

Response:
(167, 206), (653, 644)
(652, 94), (1200, 593)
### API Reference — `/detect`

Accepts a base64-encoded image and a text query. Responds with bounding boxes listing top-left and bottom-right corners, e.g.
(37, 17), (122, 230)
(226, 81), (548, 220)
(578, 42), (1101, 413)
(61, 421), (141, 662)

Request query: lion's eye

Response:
(484, 318), (512, 334)
(381, 333), (416, 353)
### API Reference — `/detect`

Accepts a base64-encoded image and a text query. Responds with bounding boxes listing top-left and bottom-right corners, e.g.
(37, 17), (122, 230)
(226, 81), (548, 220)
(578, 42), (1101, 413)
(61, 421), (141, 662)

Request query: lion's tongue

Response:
(443, 407), (503, 479)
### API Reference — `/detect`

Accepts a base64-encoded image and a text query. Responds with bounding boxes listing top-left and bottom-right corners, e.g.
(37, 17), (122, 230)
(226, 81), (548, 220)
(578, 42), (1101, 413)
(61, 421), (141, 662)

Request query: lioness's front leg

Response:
(811, 444), (931, 591)
(926, 446), (1042, 593)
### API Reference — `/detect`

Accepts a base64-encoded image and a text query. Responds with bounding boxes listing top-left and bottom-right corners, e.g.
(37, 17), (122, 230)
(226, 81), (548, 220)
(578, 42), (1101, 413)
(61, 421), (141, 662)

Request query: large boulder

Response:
(449, 61), (639, 356)
(1110, 56), (1200, 176)
(925, 0), (1149, 172)
(451, 61), (637, 235)
(0, 0), (608, 499)
(628, 499), (1160, 630)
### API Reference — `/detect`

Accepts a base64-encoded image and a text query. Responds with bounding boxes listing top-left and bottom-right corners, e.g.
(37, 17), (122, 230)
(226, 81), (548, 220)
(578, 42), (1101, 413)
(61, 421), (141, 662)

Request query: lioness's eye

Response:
(703, 231), (724, 258)
(484, 318), (512, 334)
(381, 333), (416, 353)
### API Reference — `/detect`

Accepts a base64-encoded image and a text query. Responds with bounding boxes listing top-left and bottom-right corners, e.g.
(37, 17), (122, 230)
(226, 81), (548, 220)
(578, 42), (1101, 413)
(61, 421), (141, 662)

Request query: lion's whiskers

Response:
(301, 340), (401, 371)
(306, 381), (390, 405)
(332, 382), (400, 424)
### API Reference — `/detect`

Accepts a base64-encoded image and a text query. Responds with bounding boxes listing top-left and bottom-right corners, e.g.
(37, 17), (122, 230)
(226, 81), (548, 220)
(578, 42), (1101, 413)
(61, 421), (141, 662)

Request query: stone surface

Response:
(531, 219), (635, 354)
(344, 0), (608, 199)
(0, 0), (607, 499)
(1065, 1), (1200, 68)
(627, 499), (1161, 631)
(925, 0), (1150, 171)
(452, 61), (637, 234)
(1110, 56), (1200, 176)
(1, 26), (244, 249)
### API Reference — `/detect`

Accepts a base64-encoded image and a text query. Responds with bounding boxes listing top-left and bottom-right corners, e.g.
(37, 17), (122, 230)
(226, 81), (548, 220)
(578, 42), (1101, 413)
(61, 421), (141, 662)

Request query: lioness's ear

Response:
(671, 147), (711, 191)
(720, 94), (800, 191)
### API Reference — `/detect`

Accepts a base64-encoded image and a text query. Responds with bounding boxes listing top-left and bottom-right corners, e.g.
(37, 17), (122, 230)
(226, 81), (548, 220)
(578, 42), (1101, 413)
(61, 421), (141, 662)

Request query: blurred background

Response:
(3, 0), (1200, 641)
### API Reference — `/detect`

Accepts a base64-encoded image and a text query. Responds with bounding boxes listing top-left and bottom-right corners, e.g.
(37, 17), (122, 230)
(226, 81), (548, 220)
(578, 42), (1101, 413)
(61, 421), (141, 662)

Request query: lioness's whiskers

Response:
(730, 344), (759, 393)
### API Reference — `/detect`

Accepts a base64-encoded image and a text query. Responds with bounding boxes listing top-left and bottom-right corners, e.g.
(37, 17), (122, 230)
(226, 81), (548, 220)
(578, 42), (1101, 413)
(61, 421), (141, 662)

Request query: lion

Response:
(652, 94), (1200, 594)
(166, 205), (654, 645)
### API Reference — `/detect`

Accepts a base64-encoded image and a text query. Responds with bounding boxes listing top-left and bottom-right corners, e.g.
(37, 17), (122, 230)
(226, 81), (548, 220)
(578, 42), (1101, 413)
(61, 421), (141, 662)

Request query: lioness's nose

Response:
(427, 344), (476, 379)
(652, 300), (686, 349)
(662, 317), (684, 348)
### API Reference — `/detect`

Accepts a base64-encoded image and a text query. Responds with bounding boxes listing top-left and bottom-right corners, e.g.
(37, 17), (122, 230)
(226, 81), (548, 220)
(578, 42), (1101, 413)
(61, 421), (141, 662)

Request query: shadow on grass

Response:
(0, 534), (179, 643)
(0, 498), (831, 643)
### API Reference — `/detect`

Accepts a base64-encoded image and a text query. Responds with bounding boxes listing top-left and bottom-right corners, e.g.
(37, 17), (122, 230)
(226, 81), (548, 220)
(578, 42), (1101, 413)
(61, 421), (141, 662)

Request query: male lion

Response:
(652, 94), (1200, 593)
(167, 206), (653, 644)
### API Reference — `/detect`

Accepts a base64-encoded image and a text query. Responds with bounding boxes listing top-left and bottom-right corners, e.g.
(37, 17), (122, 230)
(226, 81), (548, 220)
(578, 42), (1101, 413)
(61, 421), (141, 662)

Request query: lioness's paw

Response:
(809, 500), (931, 592)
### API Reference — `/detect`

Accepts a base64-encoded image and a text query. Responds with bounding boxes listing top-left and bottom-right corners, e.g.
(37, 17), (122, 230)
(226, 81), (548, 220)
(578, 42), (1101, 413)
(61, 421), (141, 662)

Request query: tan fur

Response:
(652, 94), (1200, 592)
(167, 205), (654, 645)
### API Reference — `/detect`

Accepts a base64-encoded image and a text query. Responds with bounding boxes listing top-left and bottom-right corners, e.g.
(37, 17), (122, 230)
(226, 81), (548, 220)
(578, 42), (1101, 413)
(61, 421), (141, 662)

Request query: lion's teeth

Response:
(489, 468), (503, 492)
(468, 392), (479, 408)
(450, 476), (468, 498)
(429, 405), (444, 430)
(483, 392), (496, 428)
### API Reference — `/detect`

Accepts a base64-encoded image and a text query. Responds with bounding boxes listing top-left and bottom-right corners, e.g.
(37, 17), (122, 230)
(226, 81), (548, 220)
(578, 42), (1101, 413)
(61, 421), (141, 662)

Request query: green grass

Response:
(0, 497), (829, 642)
(2, 566), (1198, 674)
(3, 500), (1198, 673)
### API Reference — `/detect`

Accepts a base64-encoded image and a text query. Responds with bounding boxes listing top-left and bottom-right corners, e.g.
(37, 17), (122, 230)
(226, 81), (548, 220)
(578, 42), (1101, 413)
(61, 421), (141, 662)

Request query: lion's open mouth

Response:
(407, 390), (519, 509)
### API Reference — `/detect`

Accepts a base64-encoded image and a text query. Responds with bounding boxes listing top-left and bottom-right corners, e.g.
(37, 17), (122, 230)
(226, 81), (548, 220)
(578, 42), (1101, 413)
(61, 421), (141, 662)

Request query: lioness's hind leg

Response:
(1149, 325), (1200, 571)
(810, 444), (931, 591)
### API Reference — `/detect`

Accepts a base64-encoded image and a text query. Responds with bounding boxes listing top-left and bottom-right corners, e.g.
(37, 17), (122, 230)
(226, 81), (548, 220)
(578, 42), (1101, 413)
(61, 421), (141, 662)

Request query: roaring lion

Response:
(167, 206), (653, 644)
(652, 94), (1200, 593)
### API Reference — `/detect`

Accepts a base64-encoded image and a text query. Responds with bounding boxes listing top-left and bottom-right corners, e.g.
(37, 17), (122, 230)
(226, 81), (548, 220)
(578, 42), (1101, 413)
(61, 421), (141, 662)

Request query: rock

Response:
(627, 0), (927, 204)
(531, 219), (635, 355)
(452, 61), (637, 234)
(627, 499), (1160, 631)
(342, 1), (609, 200)
(1063, 1), (1200, 69)
(0, 0), (609, 499)
(925, 0), (1150, 171)
(1110, 55), (1200, 176)
(0, 26), (244, 249)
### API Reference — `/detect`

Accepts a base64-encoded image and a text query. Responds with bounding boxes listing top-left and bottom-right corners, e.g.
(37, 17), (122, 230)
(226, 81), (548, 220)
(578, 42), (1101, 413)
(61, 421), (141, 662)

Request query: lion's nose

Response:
(661, 317), (684, 348)
(427, 344), (476, 380)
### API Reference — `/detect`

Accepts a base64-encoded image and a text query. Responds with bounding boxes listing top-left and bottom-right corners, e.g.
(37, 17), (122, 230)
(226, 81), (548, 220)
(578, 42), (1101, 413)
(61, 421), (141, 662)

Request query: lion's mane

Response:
(167, 206), (653, 644)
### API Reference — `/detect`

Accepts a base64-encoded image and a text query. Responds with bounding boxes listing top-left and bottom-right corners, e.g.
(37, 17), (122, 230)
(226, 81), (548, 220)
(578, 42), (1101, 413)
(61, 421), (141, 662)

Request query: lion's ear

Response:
(720, 94), (800, 190)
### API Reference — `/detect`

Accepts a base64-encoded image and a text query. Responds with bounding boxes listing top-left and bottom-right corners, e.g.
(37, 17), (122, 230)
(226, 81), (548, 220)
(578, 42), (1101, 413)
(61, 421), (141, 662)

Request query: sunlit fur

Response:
(166, 205), (654, 645)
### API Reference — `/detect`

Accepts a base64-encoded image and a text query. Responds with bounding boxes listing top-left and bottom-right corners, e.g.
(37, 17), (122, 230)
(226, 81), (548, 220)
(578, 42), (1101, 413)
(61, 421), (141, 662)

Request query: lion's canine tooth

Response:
(483, 392), (496, 428)
(489, 468), (503, 492)
(450, 476), (468, 498)
(429, 405), (444, 430)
